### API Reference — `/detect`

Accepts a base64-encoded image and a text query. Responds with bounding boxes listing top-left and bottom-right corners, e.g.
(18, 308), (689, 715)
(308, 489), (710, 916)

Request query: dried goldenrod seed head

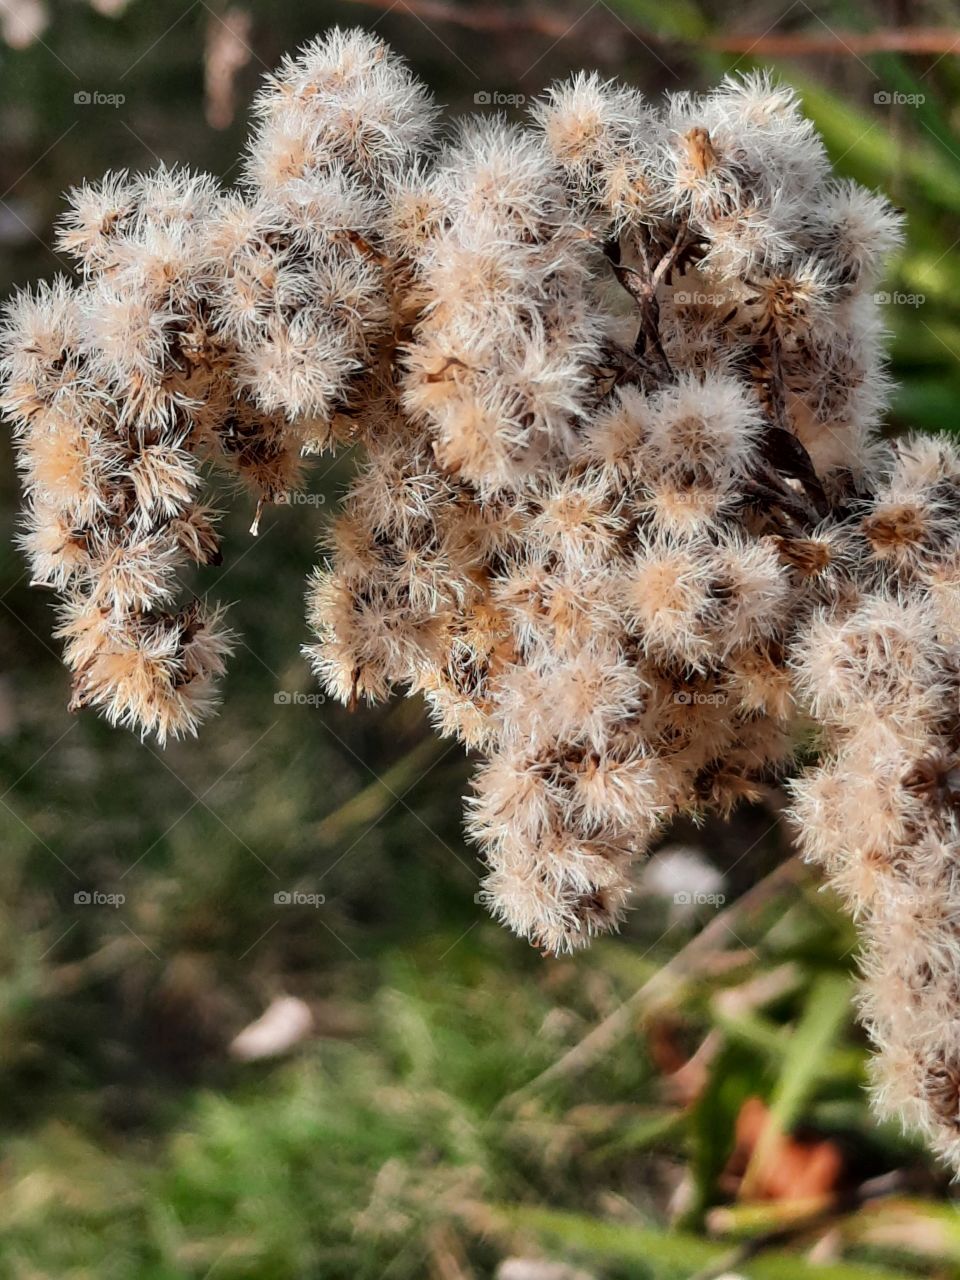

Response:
(8, 27), (960, 1174)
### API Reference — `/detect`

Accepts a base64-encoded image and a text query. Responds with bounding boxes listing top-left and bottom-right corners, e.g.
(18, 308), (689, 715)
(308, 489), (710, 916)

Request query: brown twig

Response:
(708, 27), (960, 56)
(603, 231), (686, 380)
(494, 854), (807, 1114)
(343, 1), (960, 60)
(342, 0), (614, 39)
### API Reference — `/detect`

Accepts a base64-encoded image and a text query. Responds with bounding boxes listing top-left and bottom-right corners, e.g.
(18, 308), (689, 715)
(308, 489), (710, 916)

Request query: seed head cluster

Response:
(790, 437), (960, 1170)
(4, 29), (960, 1167)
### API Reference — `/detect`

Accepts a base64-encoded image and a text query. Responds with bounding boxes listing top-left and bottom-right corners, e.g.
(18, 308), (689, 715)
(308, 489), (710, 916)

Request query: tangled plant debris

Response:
(3, 27), (960, 1168)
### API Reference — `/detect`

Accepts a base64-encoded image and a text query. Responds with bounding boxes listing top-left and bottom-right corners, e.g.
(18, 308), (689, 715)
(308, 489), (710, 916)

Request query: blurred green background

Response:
(1, 2), (959, 1277)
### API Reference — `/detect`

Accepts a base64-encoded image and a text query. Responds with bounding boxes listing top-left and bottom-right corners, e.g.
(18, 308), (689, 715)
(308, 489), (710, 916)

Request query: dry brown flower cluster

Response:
(4, 29), (960, 1166)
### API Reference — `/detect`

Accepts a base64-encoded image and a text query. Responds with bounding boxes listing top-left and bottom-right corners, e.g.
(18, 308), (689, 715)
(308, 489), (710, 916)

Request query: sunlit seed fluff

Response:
(7, 27), (960, 1175)
(531, 71), (659, 229)
(620, 534), (716, 670)
(803, 180), (905, 289)
(245, 28), (437, 189)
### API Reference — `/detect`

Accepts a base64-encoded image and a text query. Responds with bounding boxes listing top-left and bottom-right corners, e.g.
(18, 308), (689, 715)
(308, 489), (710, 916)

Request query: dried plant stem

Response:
(495, 854), (806, 1114)
(343, 0), (960, 58)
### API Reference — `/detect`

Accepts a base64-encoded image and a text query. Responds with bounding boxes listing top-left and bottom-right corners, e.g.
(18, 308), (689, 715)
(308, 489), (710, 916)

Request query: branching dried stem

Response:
(603, 232), (679, 378)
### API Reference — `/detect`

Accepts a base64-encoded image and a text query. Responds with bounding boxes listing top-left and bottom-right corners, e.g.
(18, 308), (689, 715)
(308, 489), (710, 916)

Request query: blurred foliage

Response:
(1, 1), (960, 1277)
